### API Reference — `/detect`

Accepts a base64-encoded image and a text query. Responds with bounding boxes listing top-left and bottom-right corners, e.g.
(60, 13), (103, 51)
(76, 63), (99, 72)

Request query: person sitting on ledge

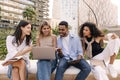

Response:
(79, 22), (120, 80)
(55, 21), (91, 80)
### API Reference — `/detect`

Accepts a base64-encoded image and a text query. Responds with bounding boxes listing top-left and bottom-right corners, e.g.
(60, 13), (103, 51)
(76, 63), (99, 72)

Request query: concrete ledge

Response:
(0, 60), (120, 80)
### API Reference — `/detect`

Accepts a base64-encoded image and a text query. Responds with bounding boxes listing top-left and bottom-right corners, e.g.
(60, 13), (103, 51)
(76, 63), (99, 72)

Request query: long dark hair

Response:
(12, 20), (32, 46)
(79, 22), (104, 38)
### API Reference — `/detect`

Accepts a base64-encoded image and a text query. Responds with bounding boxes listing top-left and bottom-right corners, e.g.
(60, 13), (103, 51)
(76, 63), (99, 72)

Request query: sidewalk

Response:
(0, 60), (120, 80)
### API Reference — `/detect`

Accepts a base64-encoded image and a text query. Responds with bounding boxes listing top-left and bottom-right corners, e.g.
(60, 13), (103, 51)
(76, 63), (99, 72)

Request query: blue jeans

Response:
(37, 59), (57, 80)
(55, 58), (91, 80)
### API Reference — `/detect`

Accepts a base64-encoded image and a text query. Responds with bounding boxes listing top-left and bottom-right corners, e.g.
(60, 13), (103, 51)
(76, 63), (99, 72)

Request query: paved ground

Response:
(0, 73), (120, 80)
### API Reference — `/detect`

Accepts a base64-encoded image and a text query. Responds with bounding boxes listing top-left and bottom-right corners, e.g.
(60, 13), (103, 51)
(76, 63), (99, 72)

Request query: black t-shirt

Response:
(85, 37), (104, 57)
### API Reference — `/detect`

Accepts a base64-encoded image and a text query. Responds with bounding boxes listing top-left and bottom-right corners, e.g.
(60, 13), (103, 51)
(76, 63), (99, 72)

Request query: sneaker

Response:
(108, 64), (118, 78)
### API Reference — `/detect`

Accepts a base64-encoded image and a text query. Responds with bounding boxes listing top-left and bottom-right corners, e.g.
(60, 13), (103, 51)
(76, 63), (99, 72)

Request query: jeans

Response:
(37, 59), (57, 80)
(55, 58), (91, 80)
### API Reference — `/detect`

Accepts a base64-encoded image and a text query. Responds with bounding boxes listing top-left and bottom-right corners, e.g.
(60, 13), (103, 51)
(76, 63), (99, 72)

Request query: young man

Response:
(55, 21), (91, 80)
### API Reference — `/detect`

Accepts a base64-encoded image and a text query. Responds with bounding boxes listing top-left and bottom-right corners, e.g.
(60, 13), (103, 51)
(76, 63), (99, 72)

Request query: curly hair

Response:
(79, 22), (104, 38)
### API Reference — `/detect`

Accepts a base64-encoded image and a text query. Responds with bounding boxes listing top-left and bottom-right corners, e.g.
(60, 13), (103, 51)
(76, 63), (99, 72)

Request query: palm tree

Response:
(23, 6), (36, 23)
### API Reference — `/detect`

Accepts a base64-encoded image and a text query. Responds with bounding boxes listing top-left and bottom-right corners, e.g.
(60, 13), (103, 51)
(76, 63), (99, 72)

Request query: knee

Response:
(57, 63), (64, 69)
(86, 66), (91, 73)
(12, 67), (19, 73)
(83, 64), (91, 73)
(19, 59), (26, 67)
(85, 64), (91, 73)
(80, 59), (91, 72)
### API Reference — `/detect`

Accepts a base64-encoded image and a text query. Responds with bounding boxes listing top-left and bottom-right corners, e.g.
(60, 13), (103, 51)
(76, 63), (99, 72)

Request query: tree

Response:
(23, 6), (36, 23)
(0, 7), (1, 20)
(34, 0), (49, 25)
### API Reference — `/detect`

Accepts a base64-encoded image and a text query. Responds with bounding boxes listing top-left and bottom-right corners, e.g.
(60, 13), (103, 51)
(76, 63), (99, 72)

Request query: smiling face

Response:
(83, 26), (91, 37)
(21, 24), (31, 36)
(58, 25), (68, 37)
(41, 25), (51, 36)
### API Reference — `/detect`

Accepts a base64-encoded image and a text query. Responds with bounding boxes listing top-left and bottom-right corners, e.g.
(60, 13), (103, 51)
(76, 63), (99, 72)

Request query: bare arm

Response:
(105, 33), (119, 40)
(52, 35), (57, 48)
(36, 36), (40, 46)
(15, 45), (32, 57)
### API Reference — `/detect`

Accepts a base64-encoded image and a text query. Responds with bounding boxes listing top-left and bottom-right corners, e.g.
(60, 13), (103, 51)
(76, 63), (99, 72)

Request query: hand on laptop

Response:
(57, 48), (64, 58)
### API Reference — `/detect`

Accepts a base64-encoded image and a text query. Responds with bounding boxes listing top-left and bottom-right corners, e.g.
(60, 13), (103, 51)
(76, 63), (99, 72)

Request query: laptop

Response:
(32, 46), (56, 59)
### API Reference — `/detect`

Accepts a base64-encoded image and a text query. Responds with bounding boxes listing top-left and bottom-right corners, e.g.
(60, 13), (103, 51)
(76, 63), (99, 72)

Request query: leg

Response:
(12, 59), (27, 80)
(55, 58), (69, 80)
(51, 52), (59, 73)
(51, 59), (57, 73)
(18, 60), (26, 80)
(109, 53), (117, 64)
(92, 66), (109, 80)
(93, 38), (120, 63)
(12, 67), (20, 80)
(37, 60), (51, 80)
(108, 39), (120, 64)
(93, 39), (120, 78)
(108, 53), (118, 78)
(73, 59), (91, 80)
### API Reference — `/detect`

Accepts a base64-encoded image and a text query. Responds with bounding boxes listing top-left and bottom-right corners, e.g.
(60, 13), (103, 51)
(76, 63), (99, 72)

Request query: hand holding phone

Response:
(56, 48), (64, 58)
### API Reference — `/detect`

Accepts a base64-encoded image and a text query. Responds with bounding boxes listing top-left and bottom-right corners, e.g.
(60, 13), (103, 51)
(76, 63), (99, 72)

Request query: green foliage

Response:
(116, 50), (120, 59)
(52, 26), (59, 36)
(0, 28), (14, 59)
(29, 29), (37, 59)
(102, 29), (108, 34)
(23, 6), (36, 23)
(0, 28), (37, 60)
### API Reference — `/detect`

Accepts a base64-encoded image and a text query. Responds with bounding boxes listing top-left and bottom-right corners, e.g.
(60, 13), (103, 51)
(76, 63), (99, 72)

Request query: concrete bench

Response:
(0, 60), (120, 80)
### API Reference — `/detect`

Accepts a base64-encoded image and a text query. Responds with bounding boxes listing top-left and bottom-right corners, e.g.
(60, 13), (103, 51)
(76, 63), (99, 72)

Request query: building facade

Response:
(52, 0), (79, 34)
(79, 0), (118, 28)
(0, 0), (34, 28)
(35, 0), (49, 25)
(0, 0), (50, 27)
(52, 0), (118, 34)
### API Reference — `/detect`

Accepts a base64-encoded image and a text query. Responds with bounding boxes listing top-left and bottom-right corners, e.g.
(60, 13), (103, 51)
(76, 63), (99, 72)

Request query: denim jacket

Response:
(57, 34), (83, 60)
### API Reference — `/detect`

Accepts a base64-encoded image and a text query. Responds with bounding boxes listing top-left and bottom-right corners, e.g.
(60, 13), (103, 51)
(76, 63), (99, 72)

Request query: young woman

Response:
(36, 21), (57, 80)
(3, 20), (32, 80)
(79, 22), (120, 80)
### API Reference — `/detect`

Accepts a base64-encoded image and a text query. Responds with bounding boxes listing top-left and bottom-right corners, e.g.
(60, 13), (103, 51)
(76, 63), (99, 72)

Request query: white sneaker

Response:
(108, 64), (118, 78)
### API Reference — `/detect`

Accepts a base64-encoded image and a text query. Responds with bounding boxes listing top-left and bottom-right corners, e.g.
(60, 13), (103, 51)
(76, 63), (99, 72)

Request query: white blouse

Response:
(5, 35), (31, 66)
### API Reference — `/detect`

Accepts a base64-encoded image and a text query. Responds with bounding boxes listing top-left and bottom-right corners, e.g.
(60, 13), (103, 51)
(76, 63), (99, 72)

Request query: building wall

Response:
(52, 0), (79, 34)
(52, 0), (118, 34)
(79, 0), (118, 28)
(0, 0), (34, 27)
(35, 0), (49, 25)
